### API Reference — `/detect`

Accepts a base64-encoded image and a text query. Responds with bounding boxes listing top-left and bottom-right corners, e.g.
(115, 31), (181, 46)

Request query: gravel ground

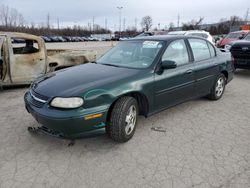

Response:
(0, 51), (250, 187)
(46, 41), (117, 57)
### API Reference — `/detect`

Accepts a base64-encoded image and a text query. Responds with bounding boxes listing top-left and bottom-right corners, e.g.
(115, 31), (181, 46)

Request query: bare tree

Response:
(182, 17), (204, 30)
(141, 16), (153, 31)
(0, 4), (10, 26)
(230, 15), (242, 26)
(0, 4), (25, 27)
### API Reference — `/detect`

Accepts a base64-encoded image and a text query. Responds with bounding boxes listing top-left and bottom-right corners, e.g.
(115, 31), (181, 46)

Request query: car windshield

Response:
(244, 33), (250, 41)
(225, 33), (241, 39)
(97, 40), (164, 69)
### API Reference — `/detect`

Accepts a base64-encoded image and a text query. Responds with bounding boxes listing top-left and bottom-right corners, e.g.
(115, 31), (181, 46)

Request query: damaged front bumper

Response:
(24, 91), (108, 139)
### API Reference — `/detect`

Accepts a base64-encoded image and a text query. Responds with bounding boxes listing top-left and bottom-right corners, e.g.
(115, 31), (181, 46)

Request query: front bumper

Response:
(24, 92), (109, 139)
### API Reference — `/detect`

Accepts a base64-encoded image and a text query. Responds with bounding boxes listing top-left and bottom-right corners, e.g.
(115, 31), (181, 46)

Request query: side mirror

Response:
(238, 35), (244, 40)
(161, 60), (177, 69)
(0, 57), (3, 65)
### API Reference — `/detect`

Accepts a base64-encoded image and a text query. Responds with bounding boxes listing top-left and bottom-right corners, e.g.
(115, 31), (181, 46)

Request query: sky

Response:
(0, 0), (249, 30)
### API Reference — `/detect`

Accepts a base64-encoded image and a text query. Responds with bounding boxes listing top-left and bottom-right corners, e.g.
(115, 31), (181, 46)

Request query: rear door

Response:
(188, 38), (219, 96)
(154, 39), (195, 110)
(8, 36), (46, 83)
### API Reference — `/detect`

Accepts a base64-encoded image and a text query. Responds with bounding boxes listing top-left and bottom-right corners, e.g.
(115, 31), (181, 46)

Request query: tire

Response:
(107, 96), (138, 142)
(208, 74), (226, 100)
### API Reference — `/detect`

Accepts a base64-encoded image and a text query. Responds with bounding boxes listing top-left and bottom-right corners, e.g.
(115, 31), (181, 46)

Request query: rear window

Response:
(11, 38), (40, 54)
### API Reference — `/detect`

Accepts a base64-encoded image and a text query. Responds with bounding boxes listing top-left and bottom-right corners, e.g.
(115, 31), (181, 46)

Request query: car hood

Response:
(219, 38), (235, 47)
(32, 63), (140, 97)
(231, 40), (250, 47)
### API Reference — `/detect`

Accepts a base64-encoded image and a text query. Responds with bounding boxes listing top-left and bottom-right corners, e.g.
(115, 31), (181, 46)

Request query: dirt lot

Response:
(0, 42), (250, 188)
(46, 41), (117, 57)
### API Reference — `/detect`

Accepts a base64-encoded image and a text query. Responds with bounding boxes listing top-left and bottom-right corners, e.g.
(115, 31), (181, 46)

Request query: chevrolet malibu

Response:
(24, 36), (234, 142)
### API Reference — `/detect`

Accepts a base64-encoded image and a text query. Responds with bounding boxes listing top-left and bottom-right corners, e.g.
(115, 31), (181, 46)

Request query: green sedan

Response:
(24, 36), (234, 142)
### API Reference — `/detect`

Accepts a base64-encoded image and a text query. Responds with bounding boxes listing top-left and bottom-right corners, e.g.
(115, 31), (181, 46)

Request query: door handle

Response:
(186, 69), (193, 74)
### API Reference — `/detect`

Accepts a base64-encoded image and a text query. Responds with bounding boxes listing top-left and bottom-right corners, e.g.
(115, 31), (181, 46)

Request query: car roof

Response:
(168, 31), (186, 35)
(168, 30), (209, 35)
(0, 32), (41, 40)
(126, 35), (215, 44)
(230, 30), (249, 34)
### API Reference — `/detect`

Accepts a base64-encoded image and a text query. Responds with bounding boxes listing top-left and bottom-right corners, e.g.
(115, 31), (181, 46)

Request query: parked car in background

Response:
(41, 36), (52, 43)
(168, 30), (214, 44)
(0, 32), (96, 86)
(24, 35), (234, 142)
(230, 32), (250, 69)
(216, 30), (249, 51)
(135, 31), (168, 38)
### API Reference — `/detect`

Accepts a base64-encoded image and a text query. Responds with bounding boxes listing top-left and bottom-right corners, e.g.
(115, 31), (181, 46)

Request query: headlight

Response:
(50, 97), (84, 109)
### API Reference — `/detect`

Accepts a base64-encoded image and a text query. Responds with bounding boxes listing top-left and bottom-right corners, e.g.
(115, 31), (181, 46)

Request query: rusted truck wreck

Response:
(0, 32), (96, 86)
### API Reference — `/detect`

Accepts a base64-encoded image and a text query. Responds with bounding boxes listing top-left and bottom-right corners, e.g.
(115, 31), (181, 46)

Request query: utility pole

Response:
(177, 14), (180, 28)
(123, 18), (126, 31)
(46, 12), (50, 29)
(105, 18), (108, 30)
(57, 18), (60, 30)
(135, 18), (137, 30)
(117, 6), (123, 38)
(92, 16), (95, 32)
(245, 8), (249, 23)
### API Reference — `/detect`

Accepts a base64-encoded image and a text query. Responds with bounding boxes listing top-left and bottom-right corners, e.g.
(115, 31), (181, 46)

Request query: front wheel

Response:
(107, 96), (138, 142)
(208, 74), (226, 100)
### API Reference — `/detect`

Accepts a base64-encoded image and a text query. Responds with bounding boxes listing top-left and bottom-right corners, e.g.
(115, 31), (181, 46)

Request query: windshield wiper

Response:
(101, 63), (121, 67)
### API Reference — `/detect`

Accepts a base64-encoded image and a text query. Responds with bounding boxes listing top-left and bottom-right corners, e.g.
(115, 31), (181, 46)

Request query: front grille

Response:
(231, 46), (250, 59)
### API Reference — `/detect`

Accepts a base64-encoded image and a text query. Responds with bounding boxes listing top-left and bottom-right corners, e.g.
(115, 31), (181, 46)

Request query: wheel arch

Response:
(221, 70), (228, 83)
(106, 91), (149, 122)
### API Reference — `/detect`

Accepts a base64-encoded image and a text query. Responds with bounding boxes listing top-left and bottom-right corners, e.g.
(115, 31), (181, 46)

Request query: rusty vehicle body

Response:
(0, 32), (96, 86)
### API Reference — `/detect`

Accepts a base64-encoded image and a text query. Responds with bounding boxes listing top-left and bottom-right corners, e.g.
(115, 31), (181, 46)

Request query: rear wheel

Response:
(208, 74), (226, 100)
(106, 96), (138, 142)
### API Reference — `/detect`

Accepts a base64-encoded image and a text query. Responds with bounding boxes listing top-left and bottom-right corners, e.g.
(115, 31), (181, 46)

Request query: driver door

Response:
(154, 39), (195, 110)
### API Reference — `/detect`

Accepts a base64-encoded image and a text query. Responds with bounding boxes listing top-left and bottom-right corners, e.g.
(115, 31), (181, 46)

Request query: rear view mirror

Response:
(161, 60), (177, 69)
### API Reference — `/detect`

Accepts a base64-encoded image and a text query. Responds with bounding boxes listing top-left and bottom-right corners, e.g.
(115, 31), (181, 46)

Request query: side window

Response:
(162, 39), (189, 66)
(188, 39), (211, 62)
(11, 38), (39, 55)
(207, 42), (216, 57)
